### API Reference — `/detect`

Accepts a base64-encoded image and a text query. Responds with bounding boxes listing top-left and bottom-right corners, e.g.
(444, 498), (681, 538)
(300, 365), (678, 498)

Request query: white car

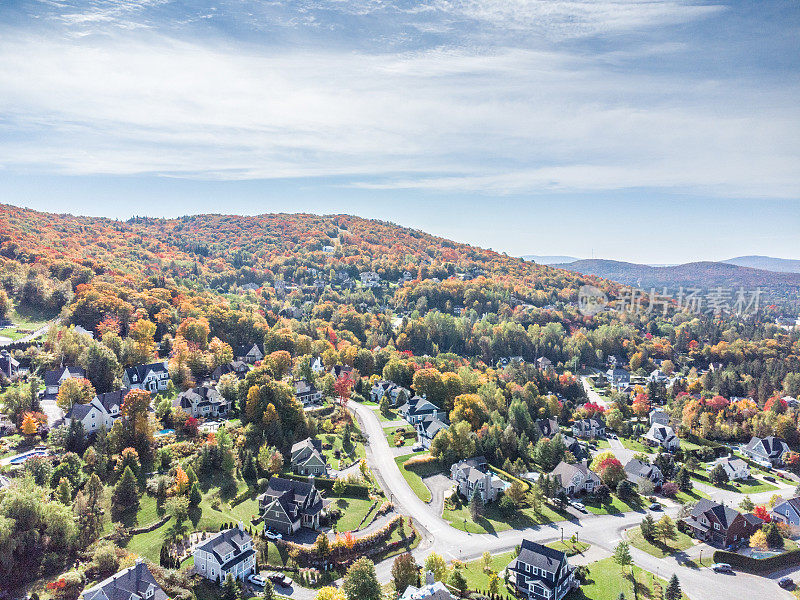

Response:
(264, 530), (283, 540)
(570, 501), (586, 512)
(248, 574), (267, 587)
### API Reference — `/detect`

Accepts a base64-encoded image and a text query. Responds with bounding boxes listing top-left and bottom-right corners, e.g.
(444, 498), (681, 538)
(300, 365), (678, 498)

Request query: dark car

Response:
(779, 577), (794, 589)
(765, 475), (776, 482)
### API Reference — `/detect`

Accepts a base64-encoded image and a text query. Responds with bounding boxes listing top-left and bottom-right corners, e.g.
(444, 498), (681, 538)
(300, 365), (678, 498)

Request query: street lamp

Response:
(561, 527), (564, 542)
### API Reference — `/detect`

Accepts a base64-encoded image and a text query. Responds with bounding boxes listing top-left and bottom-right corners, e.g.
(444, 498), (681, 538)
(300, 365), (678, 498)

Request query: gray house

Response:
(742, 436), (789, 466)
(259, 476), (326, 535)
(506, 539), (578, 600)
(771, 497), (800, 526)
(80, 559), (167, 600)
(290, 438), (327, 475)
(450, 456), (501, 502)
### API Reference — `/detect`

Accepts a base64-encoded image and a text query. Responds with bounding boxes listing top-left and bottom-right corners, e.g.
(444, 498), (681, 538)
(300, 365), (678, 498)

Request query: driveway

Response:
(40, 398), (64, 428)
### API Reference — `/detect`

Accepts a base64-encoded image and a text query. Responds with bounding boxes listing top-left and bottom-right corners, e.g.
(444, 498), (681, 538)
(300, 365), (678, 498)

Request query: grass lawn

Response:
(583, 494), (642, 516)
(680, 439), (703, 452)
(595, 439), (610, 449)
(384, 425), (416, 448)
(672, 488), (710, 503)
(547, 540), (591, 556)
(320, 433), (366, 469)
(459, 550), (516, 593)
(618, 436), (652, 454)
(0, 303), (56, 340)
(627, 525), (694, 558)
(330, 496), (376, 531)
(443, 499), (569, 534)
(375, 406), (400, 422)
(394, 453), (442, 503)
(567, 557), (690, 600)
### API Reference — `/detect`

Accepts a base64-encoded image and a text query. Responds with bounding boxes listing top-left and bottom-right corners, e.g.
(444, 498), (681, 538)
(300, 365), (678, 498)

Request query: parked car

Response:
(649, 502), (661, 511)
(712, 563), (733, 573)
(248, 574), (266, 588)
(264, 530), (283, 540)
(764, 475), (776, 482)
(267, 572), (293, 587)
(778, 577), (794, 589)
(570, 501), (586, 512)
(411, 444), (424, 452)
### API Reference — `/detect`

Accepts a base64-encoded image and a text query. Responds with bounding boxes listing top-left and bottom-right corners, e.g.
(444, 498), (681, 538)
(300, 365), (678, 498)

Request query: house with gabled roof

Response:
(535, 418), (560, 438)
(44, 365), (86, 397)
(643, 423), (679, 451)
(679, 498), (762, 547)
(400, 396), (445, 425)
(65, 389), (126, 434)
(370, 380), (410, 407)
(294, 379), (322, 406)
(624, 458), (663, 489)
(416, 414), (449, 449)
(649, 408), (670, 426)
(258, 476), (327, 535)
(506, 539), (578, 600)
(291, 438), (327, 476)
(707, 456), (749, 481)
(742, 436), (789, 466)
(571, 418), (605, 439)
(450, 456), (502, 502)
(771, 497), (800, 527)
(80, 559), (167, 600)
(234, 343), (264, 364)
(0, 350), (20, 379)
(123, 362), (169, 393)
(193, 523), (255, 583)
(550, 460), (601, 496)
(174, 385), (228, 418)
(211, 360), (249, 381)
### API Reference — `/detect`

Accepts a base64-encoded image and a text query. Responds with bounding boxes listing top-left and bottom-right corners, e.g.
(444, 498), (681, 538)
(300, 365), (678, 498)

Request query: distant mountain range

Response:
(521, 255), (580, 265)
(551, 259), (800, 291)
(723, 255), (800, 274)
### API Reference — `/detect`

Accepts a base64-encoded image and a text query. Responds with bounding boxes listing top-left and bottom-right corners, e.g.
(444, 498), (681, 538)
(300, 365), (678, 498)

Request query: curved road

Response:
(348, 401), (792, 600)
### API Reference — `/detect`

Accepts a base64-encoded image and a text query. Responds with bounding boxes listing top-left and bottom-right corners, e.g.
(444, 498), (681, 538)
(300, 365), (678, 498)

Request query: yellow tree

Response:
(56, 377), (96, 411)
(174, 466), (189, 495)
(21, 412), (38, 436)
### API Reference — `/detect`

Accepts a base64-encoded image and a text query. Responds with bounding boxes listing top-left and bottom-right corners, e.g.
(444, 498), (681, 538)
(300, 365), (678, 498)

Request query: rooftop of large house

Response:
(81, 560), (167, 600)
(195, 525), (254, 569)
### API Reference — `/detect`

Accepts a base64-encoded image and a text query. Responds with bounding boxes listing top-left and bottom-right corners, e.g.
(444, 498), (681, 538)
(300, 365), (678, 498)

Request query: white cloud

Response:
(0, 1), (798, 197)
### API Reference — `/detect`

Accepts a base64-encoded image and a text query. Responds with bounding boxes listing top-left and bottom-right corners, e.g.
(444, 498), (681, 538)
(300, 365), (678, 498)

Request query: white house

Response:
(550, 461), (601, 496)
(234, 343), (264, 364)
(359, 271), (380, 287)
(649, 408), (670, 426)
(643, 423), (679, 451)
(416, 415), (449, 449)
(123, 362), (169, 393)
(64, 389), (126, 434)
(44, 365), (86, 397)
(174, 385), (228, 418)
(707, 456), (750, 481)
(450, 456), (502, 502)
(193, 524), (255, 583)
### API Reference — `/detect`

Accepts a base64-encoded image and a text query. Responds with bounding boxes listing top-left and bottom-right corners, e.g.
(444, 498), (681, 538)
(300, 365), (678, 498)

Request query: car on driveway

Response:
(649, 502), (661, 511)
(779, 577), (794, 589)
(248, 574), (266, 588)
(264, 529), (283, 540)
(267, 572), (293, 587)
(712, 563), (733, 573)
(764, 475), (776, 482)
(570, 501), (586, 512)
(411, 444), (424, 452)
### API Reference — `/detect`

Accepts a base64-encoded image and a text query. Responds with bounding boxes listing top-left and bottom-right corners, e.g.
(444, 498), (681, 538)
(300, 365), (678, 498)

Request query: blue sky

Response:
(1, 0), (798, 263)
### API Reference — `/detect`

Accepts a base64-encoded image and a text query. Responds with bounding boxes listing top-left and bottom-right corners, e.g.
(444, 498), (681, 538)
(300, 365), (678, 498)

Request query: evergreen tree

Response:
(469, 490), (484, 521)
(640, 514), (656, 541)
(56, 476), (72, 505)
(449, 569), (468, 597)
(342, 557), (382, 600)
(189, 481), (202, 507)
(665, 575), (681, 600)
(112, 465), (139, 509)
(221, 574), (240, 600)
(676, 466), (692, 492)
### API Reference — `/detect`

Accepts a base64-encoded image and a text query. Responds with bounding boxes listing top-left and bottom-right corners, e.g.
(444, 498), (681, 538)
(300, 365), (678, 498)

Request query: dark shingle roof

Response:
(44, 365), (85, 388)
(81, 561), (167, 600)
(513, 539), (565, 573)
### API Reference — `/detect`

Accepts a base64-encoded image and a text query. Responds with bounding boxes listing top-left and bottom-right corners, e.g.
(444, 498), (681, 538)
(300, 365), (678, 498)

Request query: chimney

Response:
(238, 521), (245, 531)
(135, 557), (144, 565)
(425, 571), (434, 586)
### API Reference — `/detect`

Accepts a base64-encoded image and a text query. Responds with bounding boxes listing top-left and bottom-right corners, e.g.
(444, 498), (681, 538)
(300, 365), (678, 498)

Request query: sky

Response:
(0, 0), (798, 264)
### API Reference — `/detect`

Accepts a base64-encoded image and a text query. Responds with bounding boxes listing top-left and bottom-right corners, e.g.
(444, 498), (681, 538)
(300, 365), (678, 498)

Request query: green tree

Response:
(709, 464), (728, 486)
(665, 574), (681, 600)
(449, 568), (468, 597)
(640, 514), (656, 541)
(613, 540), (633, 594)
(391, 553), (420, 593)
(469, 490), (484, 521)
(342, 557), (382, 600)
(112, 465), (139, 510)
(675, 466), (692, 492)
(315, 533), (331, 559)
(221, 573), (241, 600)
(188, 482), (202, 507)
(56, 477), (72, 505)
(424, 552), (448, 582)
(739, 496), (754, 512)
(657, 515), (677, 546)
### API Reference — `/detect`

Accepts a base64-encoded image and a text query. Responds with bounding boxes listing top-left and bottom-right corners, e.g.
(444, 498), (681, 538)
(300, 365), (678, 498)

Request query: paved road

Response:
(345, 401), (793, 600)
(0, 319), (57, 347)
(581, 376), (610, 410)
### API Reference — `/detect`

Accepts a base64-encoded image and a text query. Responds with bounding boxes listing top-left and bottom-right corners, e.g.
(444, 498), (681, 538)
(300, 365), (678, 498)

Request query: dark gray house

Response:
(506, 539), (578, 600)
(258, 476), (327, 535)
(80, 559), (167, 600)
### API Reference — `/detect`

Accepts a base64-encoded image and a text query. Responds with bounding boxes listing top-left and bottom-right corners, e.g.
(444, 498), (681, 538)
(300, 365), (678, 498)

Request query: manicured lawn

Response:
(595, 439), (611, 449)
(567, 557), (689, 600)
(618, 436), (652, 454)
(547, 540), (591, 556)
(627, 525), (694, 558)
(395, 454), (442, 503)
(583, 494), (642, 516)
(443, 499), (569, 534)
(320, 433), (366, 469)
(459, 550), (516, 592)
(330, 496), (376, 531)
(672, 488), (710, 504)
(729, 477), (779, 494)
(375, 407), (400, 423)
(384, 425), (416, 447)
(680, 439), (703, 452)
(0, 303), (56, 340)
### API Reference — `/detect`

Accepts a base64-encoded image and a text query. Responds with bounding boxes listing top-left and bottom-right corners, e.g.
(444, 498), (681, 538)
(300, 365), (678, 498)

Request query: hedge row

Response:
(712, 549), (800, 573)
(281, 473), (370, 498)
(489, 465), (530, 492)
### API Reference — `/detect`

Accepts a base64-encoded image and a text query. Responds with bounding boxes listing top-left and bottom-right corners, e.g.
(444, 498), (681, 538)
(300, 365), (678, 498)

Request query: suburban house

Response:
(80, 559), (167, 600)
(648, 369), (669, 384)
(535, 418), (560, 438)
(707, 456), (750, 481)
(294, 379), (322, 405)
(562, 435), (586, 460)
(44, 365), (86, 397)
(506, 539), (578, 600)
(399, 573), (456, 600)
(643, 423), (679, 451)
(234, 343), (264, 364)
(624, 459), (663, 489)
(0, 413), (15, 435)
(330, 364), (354, 379)
(122, 362), (169, 393)
(571, 418), (605, 439)
(450, 456), (502, 502)
(606, 367), (630, 388)
(742, 436), (789, 466)
(400, 396), (446, 425)
(64, 389), (126, 433)
(416, 414), (449, 449)
(0, 350), (20, 379)
(535, 357), (553, 372)
(359, 271), (380, 287)
(193, 524), (255, 583)
(259, 476), (326, 535)
(771, 497), (800, 526)
(370, 380), (410, 407)
(174, 385), (228, 418)
(310, 357), (325, 374)
(290, 438), (327, 475)
(649, 408), (670, 426)
(211, 360), (249, 381)
(550, 460), (601, 496)
(679, 499), (762, 546)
